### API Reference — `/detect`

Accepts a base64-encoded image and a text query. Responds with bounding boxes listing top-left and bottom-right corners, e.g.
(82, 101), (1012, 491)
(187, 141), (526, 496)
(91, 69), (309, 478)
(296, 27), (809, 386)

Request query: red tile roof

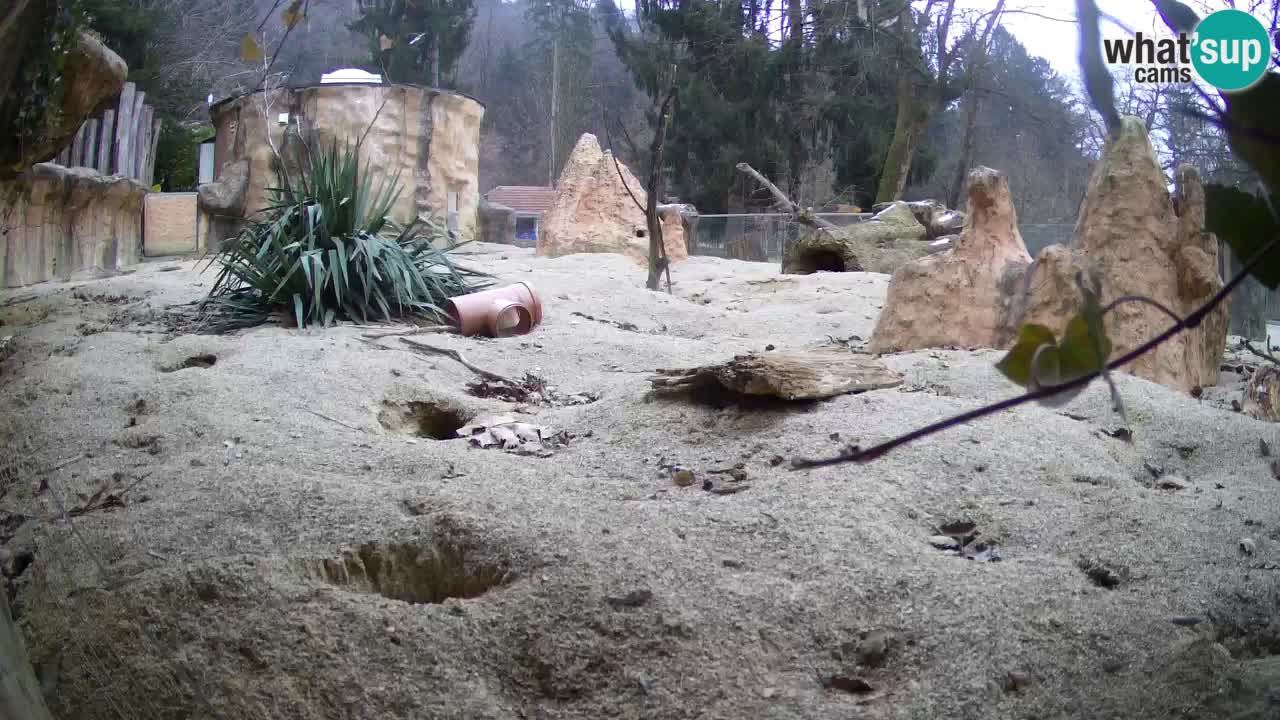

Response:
(485, 186), (556, 215)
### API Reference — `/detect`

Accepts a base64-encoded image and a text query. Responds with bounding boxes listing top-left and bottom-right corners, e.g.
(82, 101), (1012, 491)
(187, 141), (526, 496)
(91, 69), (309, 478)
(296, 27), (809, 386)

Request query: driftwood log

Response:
(651, 344), (903, 401)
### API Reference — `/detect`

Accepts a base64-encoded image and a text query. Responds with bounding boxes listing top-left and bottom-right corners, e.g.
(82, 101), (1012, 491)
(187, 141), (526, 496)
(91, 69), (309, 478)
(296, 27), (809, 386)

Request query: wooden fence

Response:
(52, 81), (160, 186)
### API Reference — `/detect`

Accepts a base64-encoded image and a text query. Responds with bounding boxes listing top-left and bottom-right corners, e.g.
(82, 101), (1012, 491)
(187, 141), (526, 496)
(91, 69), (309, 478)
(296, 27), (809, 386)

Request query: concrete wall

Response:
(1, 163), (145, 289)
(209, 84), (484, 238)
(143, 192), (197, 256)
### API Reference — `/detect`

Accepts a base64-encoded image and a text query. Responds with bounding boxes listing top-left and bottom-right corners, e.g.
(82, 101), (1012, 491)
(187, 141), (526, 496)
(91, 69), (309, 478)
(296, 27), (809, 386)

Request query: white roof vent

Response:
(320, 68), (383, 85)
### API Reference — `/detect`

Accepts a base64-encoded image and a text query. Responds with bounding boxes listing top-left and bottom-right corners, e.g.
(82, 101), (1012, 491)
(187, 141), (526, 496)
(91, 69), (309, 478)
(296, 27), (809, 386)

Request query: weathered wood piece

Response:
(650, 344), (903, 400)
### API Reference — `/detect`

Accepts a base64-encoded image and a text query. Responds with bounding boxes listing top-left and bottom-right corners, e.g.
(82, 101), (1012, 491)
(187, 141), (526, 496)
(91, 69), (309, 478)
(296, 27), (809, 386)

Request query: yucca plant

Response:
(198, 138), (489, 332)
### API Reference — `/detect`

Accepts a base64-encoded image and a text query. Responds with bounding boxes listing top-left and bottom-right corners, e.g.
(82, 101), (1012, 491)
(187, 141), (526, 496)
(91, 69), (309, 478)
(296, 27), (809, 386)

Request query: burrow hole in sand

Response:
(377, 400), (470, 440)
(162, 354), (217, 372)
(301, 541), (513, 604)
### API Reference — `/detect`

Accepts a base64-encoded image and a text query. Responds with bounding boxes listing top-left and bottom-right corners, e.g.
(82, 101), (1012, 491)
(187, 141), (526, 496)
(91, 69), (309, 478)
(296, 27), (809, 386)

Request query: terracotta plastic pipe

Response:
(446, 282), (543, 337)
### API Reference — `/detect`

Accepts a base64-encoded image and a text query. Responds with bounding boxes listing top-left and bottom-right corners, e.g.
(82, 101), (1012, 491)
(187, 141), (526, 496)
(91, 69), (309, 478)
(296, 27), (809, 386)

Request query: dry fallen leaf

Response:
(239, 33), (265, 63)
(282, 0), (305, 28)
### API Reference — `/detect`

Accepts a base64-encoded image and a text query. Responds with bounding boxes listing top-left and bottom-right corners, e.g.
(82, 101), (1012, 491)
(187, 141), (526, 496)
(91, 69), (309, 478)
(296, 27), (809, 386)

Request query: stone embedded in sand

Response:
(536, 134), (688, 265)
(1017, 118), (1227, 394)
(783, 202), (928, 275)
(869, 167), (1032, 354)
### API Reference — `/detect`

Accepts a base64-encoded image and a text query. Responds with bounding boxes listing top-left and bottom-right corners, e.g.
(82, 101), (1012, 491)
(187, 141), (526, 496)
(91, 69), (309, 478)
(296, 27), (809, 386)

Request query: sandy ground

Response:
(2, 243), (1280, 720)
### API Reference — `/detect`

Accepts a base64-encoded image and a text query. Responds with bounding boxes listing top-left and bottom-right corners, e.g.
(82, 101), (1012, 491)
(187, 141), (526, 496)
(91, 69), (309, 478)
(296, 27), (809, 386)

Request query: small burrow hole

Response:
(162, 354), (217, 372)
(301, 541), (513, 604)
(378, 400), (469, 440)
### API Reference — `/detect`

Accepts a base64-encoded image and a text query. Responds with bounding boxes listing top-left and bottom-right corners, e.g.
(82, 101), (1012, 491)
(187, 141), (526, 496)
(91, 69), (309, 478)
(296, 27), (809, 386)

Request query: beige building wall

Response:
(143, 192), (197, 256)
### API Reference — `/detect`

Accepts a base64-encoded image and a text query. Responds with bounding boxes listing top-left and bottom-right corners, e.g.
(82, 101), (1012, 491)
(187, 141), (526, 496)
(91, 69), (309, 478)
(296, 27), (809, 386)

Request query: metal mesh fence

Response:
(689, 213), (870, 262)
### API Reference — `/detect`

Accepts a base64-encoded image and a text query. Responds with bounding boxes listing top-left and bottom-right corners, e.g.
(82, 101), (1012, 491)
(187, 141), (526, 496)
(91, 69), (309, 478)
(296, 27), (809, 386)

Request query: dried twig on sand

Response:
(360, 325), (456, 340)
(398, 338), (515, 384)
(301, 408), (367, 433)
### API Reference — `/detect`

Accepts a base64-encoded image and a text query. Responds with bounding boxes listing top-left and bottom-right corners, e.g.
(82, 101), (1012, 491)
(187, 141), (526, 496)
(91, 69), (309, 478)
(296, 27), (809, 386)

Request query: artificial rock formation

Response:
(868, 119), (1227, 395)
(196, 159), (249, 251)
(1, 25), (127, 180)
(1, 163), (145, 289)
(209, 85), (484, 239)
(537, 134), (687, 264)
(870, 167), (1032, 353)
(1017, 117), (1226, 393)
(784, 201), (929, 275)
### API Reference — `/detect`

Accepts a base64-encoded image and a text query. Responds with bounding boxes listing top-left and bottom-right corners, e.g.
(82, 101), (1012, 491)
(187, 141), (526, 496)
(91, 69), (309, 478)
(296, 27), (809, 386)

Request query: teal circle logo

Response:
(1191, 9), (1270, 92)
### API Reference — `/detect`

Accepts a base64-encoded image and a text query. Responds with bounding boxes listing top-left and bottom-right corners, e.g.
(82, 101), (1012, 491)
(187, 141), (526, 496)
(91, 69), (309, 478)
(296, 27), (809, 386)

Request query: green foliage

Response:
(349, 0), (477, 86)
(0, 0), (84, 176)
(152, 119), (212, 192)
(608, 0), (898, 211)
(1205, 183), (1280, 288)
(996, 315), (1112, 392)
(200, 139), (488, 332)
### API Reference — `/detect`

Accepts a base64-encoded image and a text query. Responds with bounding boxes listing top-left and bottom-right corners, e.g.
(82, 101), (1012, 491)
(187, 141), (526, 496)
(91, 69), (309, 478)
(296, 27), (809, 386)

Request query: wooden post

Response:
(70, 123), (86, 167)
(145, 116), (162, 187)
(97, 109), (115, 174)
(113, 83), (136, 175)
(83, 119), (99, 172)
(128, 92), (146, 179)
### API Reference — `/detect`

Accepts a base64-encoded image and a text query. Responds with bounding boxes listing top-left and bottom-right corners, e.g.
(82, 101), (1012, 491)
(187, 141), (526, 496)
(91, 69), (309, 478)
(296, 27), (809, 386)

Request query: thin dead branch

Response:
(398, 338), (515, 384)
(735, 163), (838, 232)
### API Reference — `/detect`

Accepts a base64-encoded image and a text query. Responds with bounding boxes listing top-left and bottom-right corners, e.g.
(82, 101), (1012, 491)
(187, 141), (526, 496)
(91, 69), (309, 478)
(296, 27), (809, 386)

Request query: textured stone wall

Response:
(1, 163), (145, 289)
(209, 84), (484, 238)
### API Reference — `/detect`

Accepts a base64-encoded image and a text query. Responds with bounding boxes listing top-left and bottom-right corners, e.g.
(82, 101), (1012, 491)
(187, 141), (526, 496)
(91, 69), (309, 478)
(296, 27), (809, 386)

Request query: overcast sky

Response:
(964, 0), (1165, 79)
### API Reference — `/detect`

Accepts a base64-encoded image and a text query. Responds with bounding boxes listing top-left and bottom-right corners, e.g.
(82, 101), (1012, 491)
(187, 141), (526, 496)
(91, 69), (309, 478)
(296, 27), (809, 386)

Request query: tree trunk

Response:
(947, 91), (981, 209)
(646, 84), (678, 291)
(875, 76), (931, 204)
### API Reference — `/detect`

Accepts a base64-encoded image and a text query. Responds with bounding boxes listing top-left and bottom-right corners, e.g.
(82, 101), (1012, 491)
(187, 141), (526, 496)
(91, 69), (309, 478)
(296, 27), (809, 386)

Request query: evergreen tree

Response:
(350, 0), (477, 86)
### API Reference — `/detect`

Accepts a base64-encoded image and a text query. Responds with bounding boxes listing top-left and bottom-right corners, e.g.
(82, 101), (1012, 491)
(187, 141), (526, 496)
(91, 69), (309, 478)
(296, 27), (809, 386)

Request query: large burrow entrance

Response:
(377, 399), (469, 440)
(299, 540), (514, 604)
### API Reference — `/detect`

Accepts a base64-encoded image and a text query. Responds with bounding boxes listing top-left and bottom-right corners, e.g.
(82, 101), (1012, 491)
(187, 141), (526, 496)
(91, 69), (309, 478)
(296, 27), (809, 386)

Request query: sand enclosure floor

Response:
(2, 243), (1280, 719)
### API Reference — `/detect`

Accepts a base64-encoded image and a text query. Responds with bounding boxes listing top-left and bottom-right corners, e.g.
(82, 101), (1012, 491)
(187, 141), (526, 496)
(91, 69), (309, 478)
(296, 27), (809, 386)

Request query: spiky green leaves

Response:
(200, 140), (489, 333)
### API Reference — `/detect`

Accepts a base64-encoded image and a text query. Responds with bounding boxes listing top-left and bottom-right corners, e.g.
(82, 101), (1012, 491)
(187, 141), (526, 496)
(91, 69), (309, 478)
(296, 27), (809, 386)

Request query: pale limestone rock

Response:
(536, 134), (688, 264)
(869, 167), (1032, 353)
(784, 201), (928, 275)
(209, 86), (483, 238)
(0, 164), (145, 289)
(1018, 118), (1226, 393)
